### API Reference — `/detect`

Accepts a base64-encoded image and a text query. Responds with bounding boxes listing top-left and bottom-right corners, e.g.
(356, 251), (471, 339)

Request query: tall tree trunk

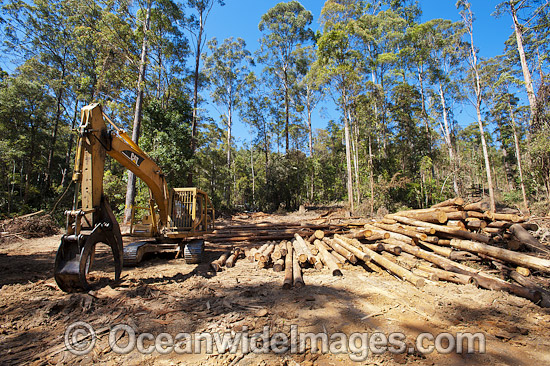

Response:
(45, 64), (66, 190)
(188, 8), (205, 186)
(509, 101), (529, 213)
(307, 100), (314, 201)
(439, 83), (459, 196)
(124, 1), (151, 224)
(284, 67), (290, 153)
(368, 133), (374, 216)
(462, 4), (496, 211)
(343, 93), (354, 213)
(510, 1), (537, 120)
(61, 99), (80, 187)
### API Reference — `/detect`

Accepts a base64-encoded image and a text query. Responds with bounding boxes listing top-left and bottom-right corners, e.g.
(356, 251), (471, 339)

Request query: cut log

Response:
(323, 238), (357, 264)
(363, 243), (385, 252)
(485, 211), (525, 223)
(387, 215), (491, 243)
(312, 255), (324, 270)
(292, 239), (309, 264)
(509, 223), (550, 254)
(315, 240), (342, 276)
(295, 233), (316, 264)
(464, 200), (490, 212)
(466, 220), (487, 230)
(432, 197), (464, 208)
(364, 231), (390, 241)
(381, 218), (398, 224)
(466, 211), (488, 219)
(293, 249), (305, 288)
(333, 235), (372, 262)
(446, 211), (468, 220)
(418, 265), (478, 286)
(273, 259), (285, 272)
(278, 240), (288, 257)
(343, 229), (373, 239)
(372, 222), (428, 241)
(423, 236), (440, 244)
(365, 224), (416, 245)
(392, 209), (447, 224)
(398, 242), (542, 303)
(447, 220), (466, 230)
(258, 243), (276, 263)
(361, 246), (425, 288)
(330, 250), (346, 267)
(449, 238), (550, 273)
(283, 242), (293, 289)
(211, 250), (231, 272)
(225, 248), (241, 268)
(254, 244), (269, 261)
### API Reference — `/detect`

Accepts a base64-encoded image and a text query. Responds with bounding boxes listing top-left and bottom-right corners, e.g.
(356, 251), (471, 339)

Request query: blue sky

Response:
(203, 1), (516, 147)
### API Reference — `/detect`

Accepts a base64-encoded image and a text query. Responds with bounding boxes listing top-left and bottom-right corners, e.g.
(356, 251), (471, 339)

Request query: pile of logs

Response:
(208, 198), (550, 306)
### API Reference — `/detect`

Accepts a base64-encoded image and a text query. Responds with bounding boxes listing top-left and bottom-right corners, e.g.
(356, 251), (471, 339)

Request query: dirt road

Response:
(1, 212), (549, 365)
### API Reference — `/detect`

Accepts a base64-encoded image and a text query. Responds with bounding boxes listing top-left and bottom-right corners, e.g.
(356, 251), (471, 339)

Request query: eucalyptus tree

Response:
(257, 1), (314, 153)
(457, 0), (496, 211)
(203, 37), (253, 168)
(317, 0), (366, 212)
(494, 0), (550, 121)
(184, 0), (225, 185)
(421, 19), (465, 196)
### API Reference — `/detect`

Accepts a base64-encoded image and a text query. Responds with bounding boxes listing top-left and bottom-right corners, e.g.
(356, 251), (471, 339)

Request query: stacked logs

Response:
(208, 198), (550, 306)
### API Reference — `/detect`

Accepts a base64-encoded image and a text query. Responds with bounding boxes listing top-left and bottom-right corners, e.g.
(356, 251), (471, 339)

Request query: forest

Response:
(0, 0), (549, 221)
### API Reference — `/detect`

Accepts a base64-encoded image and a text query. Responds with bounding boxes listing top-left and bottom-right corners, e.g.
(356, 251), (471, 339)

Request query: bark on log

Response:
(424, 236), (440, 244)
(209, 232), (313, 243)
(446, 211), (468, 220)
(398, 242), (541, 303)
(387, 215), (491, 243)
(291, 239), (309, 264)
(447, 220), (466, 230)
(373, 222), (428, 241)
(283, 242), (293, 289)
(364, 231), (390, 241)
(333, 235), (371, 262)
(418, 265), (478, 286)
(343, 229), (373, 239)
(485, 211), (525, 223)
(466, 211), (488, 219)
(464, 201), (490, 212)
(278, 240), (288, 257)
(315, 239), (343, 276)
(466, 220), (487, 230)
(365, 224), (416, 245)
(211, 250), (231, 272)
(449, 238), (550, 273)
(509, 223), (550, 254)
(329, 250), (346, 267)
(391, 209), (447, 224)
(254, 243), (270, 261)
(273, 259), (285, 272)
(295, 233), (315, 264)
(226, 249), (241, 268)
(293, 249), (305, 288)
(323, 238), (357, 264)
(361, 246), (425, 288)
(432, 197), (464, 208)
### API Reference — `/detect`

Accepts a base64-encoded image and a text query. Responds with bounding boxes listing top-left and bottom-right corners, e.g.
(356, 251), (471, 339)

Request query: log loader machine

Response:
(54, 103), (214, 292)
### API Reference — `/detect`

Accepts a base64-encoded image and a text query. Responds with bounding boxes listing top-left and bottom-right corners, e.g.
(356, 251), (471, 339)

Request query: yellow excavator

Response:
(54, 103), (214, 292)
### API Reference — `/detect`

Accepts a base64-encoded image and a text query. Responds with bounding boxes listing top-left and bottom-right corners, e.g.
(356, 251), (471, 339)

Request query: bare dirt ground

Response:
(1, 210), (550, 365)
